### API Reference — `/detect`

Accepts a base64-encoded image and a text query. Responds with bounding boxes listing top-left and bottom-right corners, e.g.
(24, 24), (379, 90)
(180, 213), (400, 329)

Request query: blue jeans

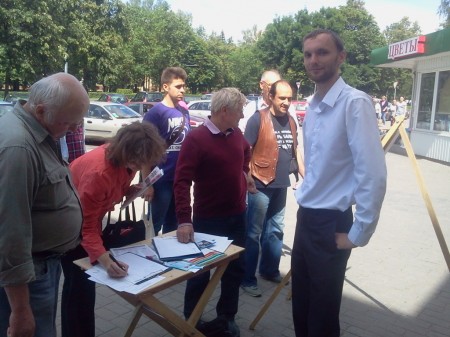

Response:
(0, 256), (62, 337)
(184, 212), (246, 319)
(151, 180), (178, 234)
(242, 188), (287, 287)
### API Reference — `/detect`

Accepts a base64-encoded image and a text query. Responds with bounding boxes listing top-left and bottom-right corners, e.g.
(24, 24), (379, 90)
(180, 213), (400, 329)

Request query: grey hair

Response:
(27, 73), (74, 115)
(210, 88), (246, 115)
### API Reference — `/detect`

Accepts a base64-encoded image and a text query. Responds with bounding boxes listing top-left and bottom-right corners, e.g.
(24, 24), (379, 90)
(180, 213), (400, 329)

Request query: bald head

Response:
(260, 70), (281, 104)
(26, 73), (90, 139)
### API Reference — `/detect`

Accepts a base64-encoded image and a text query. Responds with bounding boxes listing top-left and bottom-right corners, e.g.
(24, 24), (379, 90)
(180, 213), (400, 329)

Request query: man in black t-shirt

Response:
(241, 80), (297, 297)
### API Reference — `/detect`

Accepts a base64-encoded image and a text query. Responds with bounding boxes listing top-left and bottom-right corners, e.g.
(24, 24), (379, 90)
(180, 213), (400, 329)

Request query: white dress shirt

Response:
(295, 77), (387, 246)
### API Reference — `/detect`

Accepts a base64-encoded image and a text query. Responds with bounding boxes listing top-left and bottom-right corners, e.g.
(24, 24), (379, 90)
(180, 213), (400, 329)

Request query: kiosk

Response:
(371, 27), (450, 164)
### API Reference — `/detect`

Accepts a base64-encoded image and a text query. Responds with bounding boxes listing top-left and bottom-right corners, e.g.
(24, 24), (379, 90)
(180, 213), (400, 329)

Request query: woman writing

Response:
(60, 122), (166, 337)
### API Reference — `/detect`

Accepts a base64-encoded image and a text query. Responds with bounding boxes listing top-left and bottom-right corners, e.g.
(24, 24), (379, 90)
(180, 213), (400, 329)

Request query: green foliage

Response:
(116, 88), (133, 95)
(439, 0), (450, 28)
(0, 0), (442, 98)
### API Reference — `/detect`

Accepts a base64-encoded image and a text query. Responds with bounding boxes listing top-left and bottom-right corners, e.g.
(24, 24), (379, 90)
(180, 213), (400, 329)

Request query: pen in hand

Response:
(109, 253), (126, 271)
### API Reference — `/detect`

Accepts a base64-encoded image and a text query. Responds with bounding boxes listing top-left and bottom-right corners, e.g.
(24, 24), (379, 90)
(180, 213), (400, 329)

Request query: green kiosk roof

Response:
(370, 27), (450, 69)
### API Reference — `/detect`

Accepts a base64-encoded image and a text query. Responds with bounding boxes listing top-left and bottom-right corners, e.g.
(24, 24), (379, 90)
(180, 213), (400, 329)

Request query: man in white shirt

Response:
(292, 29), (387, 337)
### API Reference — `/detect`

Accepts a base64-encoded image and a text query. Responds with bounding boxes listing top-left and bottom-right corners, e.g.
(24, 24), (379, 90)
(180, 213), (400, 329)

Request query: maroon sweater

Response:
(174, 125), (251, 224)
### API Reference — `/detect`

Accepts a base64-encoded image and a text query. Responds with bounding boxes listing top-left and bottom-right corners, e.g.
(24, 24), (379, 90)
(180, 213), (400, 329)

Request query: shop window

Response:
(435, 70), (450, 132)
(416, 72), (435, 130)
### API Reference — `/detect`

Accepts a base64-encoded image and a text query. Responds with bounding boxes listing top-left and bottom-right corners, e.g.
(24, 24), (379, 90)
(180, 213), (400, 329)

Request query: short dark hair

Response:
(303, 29), (345, 52)
(160, 67), (187, 86)
(269, 80), (292, 98)
(106, 122), (166, 167)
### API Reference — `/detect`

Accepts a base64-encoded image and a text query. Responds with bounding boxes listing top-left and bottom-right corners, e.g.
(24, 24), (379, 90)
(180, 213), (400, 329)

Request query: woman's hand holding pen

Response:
(98, 252), (129, 278)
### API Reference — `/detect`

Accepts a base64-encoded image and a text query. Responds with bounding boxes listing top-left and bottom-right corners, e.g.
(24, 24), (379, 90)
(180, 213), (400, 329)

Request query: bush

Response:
(116, 88), (133, 95)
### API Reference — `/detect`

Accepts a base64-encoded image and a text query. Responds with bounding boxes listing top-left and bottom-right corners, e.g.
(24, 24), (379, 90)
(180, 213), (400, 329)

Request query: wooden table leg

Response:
(249, 269), (292, 330)
(177, 262), (230, 337)
(124, 304), (144, 337)
(140, 295), (206, 337)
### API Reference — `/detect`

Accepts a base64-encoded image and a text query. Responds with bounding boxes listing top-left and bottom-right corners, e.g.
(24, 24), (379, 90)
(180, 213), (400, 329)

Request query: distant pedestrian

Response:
(380, 95), (388, 125)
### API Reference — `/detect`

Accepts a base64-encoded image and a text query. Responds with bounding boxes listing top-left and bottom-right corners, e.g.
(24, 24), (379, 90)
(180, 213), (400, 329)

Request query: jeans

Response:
(151, 180), (178, 235)
(381, 111), (386, 124)
(242, 188), (287, 287)
(292, 207), (353, 337)
(184, 212), (246, 319)
(61, 245), (96, 337)
(0, 256), (62, 337)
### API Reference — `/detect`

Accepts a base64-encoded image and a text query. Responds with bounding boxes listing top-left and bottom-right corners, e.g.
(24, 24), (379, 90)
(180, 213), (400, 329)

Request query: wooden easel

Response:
(249, 115), (450, 330)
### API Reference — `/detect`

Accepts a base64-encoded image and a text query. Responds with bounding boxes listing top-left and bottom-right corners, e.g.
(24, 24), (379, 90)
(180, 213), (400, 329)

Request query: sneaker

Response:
(241, 285), (262, 297)
(260, 274), (283, 284)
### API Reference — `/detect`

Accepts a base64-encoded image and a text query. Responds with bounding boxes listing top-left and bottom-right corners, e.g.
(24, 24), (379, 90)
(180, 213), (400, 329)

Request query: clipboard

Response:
(152, 236), (204, 262)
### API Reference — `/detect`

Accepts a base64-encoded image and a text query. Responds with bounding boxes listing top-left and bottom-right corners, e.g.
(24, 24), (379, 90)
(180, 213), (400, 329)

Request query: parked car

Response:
(246, 94), (259, 103)
(0, 101), (14, 114)
(184, 95), (200, 104)
(98, 93), (129, 104)
(4, 92), (29, 104)
(189, 114), (207, 128)
(187, 100), (211, 119)
(84, 102), (142, 141)
(201, 93), (213, 100)
(130, 91), (163, 103)
(291, 99), (309, 126)
(125, 102), (156, 116)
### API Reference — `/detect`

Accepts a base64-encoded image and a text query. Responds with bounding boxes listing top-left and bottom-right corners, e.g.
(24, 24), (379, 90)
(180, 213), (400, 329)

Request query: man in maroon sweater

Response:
(174, 87), (256, 337)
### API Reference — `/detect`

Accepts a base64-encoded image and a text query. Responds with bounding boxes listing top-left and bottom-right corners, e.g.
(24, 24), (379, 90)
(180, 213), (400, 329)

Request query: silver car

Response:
(84, 101), (142, 141)
(187, 100), (211, 119)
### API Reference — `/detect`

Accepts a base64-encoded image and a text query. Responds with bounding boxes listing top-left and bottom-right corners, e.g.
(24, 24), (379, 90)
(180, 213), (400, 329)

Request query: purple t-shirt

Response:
(143, 102), (190, 182)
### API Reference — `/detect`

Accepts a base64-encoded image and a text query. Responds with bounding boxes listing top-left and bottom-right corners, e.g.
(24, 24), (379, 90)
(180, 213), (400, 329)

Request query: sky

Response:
(166, 0), (443, 42)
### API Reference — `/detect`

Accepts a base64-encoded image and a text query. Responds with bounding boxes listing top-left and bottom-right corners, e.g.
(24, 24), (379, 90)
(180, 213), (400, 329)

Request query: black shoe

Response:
(196, 316), (228, 337)
(224, 319), (240, 337)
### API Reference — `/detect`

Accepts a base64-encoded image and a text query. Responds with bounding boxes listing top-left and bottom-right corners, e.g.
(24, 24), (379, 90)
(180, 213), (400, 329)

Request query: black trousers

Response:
(291, 206), (353, 337)
(184, 211), (246, 320)
(60, 245), (96, 337)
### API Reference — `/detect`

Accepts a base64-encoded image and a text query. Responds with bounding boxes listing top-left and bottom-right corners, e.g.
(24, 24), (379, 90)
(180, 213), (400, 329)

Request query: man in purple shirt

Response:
(142, 67), (190, 235)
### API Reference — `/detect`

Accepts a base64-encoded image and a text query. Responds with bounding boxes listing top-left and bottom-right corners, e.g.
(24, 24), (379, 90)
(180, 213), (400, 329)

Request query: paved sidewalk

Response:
(57, 147), (450, 336)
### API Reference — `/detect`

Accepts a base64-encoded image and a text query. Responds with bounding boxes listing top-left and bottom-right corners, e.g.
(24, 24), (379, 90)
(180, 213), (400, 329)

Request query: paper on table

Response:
(121, 167), (164, 209)
(153, 236), (204, 261)
(194, 232), (232, 253)
(85, 252), (169, 294)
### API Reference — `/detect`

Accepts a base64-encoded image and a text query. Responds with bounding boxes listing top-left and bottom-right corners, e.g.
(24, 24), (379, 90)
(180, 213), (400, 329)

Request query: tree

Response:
(383, 17), (421, 43)
(438, 0), (450, 28)
(228, 43), (263, 94)
(0, 0), (70, 94)
(255, 1), (385, 96)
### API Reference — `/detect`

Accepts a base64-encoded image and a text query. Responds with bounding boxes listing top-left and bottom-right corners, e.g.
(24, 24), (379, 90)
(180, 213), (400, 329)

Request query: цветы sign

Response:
(388, 36), (426, 60)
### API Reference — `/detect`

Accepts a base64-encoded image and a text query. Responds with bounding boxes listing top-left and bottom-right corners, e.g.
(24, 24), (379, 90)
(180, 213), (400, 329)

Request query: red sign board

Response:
(388, 35), (426, 60)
